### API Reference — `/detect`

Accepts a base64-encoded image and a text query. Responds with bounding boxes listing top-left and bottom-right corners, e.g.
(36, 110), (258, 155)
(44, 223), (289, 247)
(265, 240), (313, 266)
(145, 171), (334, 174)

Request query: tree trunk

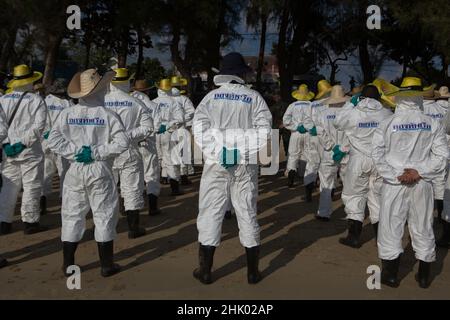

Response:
(256, 14), (268, 90)
(276, 0), (291, 101)
(358, 39), (373, 84)
(0, 25), (18, 72)
(117, 28), (129, 68)
(43, 34), (63, 87)
(136, 25), (144, 79)
(84, 40), (92, 70)
(329, 64), (338, 85)
(441, 54), (448, 82)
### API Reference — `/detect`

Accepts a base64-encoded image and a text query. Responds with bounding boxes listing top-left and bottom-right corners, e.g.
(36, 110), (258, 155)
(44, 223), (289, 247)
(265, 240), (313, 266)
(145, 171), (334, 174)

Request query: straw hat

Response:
(323, 85), (349, 105)
(132, 79), (153, 92)
(112, 68), (131, 83)
(437, 86), (450, 99)
(315, 80), (333, 100)
(67, 69), (115, 99)
(7, 64), (43, 89)
(156, 79), (172, 92)
(385, 77), (435, 97)
(372, 78), (397, 108)
(171, 76), (188, 87)
(292, 84), (315, 101)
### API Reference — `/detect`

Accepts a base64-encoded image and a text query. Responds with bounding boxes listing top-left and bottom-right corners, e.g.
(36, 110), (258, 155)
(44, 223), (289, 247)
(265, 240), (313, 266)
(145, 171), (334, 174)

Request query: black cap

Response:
(361, 85), (381, 101)
(219, 52), (252, 76)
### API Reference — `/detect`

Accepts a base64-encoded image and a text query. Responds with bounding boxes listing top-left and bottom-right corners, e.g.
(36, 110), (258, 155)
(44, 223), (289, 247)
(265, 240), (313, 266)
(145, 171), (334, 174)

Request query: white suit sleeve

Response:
(372, 123), (403, 185)
(21, 97), (47, 147)
(0, 106), (7, 143)
(183, 97), (195, 124)
(48, 111), (80, 161)
(303, 104), (315, 130)
(282, 104), (297, 131)
(168, 102), (184, 130)
(445, 109), (450, 135)
(193, 95), (218, 161)
(127, 104), (153, 142)
(91, 113), (129, 161)
(415, 123), (449, 181)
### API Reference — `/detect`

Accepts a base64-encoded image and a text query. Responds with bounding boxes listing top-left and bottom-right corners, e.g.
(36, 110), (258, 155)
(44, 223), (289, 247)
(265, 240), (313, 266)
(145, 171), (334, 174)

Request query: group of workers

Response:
(0, 51), (449, 289)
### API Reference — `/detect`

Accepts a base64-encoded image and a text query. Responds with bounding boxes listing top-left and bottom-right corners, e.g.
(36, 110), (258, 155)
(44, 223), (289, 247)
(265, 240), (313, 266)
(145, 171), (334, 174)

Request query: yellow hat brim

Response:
(386, 84), (436, 97)
(315, 88), (332, 100)
(7, 72), (43, 88)
(292, 91), (315, 101)
(381, 95), (396, 108)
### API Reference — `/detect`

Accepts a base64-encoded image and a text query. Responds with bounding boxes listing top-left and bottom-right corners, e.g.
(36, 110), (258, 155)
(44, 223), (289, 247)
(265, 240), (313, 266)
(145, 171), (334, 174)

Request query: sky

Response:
(130, 17), (405, 92)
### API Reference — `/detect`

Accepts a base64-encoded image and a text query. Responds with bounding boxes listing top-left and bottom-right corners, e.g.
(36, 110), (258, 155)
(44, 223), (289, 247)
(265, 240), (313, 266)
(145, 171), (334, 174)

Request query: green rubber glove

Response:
(309, 126), (318, 136)
(332, 145), (347, 164)
(297, 125), (307, 134)
(11, 142), (26, 155)
(350, 93), (361, 106)
(75, 146), (94, 164)
(43, 131), (50, 140)
(220, 147), (240, 169)
(3, 144), (15, 157)
(158, 124), (167, 134)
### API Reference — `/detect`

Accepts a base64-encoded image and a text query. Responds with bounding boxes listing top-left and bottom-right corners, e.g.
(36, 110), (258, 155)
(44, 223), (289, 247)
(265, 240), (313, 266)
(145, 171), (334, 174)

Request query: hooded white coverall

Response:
(131, 90), (161, 196)
(313, 103), (348, 217)
(303, 100), (325, 186)
(153, 90), (184, 182)
(423, 99), (449, 201)
(193, 75), (272, 248)
(282, 101), (311, 173)
(372, 97), (449, 262)
(48, 98), (129, 242)
(0, 88), (47, 224)
(105, 86), (153, 211)
(332, 98), (392, 223)
(172, 88), (195, 176)
(42, 94), (73, 197)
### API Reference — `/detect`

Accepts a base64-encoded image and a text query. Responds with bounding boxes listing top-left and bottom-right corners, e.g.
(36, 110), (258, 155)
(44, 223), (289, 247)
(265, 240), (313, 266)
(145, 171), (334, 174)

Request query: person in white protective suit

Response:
(0, 64), (48, 235)
(47, 69), (129, 277)
(105, 68), (154, 239)
(192, 52), (272, 285)
(0, 107), (9, 268)
(326, 85), (392, 246)
(422, 89), (449, 224)
(283, 84), (315, 188)
(312, 85), (351, 222)
(436, 86), (450, 248)
(40, 81), (73, 215)
(372, 77), (449, 289)
(131, 79), (162, 216)
(302, 80), (333, 202)
(171, 76), (196, 185)
(153, 79), (185, 196)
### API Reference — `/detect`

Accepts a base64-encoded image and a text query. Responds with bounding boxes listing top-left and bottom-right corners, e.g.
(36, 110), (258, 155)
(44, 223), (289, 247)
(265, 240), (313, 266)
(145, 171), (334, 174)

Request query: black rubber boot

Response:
(23, 222), (48, 235)
(435, 200), (444, 222)
(304, 182), (315, 202)
(246, 246), (263, 284)
(0, 222), (12, 235)
(148, 194), (161, 216)
(161, 177), (169, 185)
(97, 241), (121, 277)
(339, 219), (363, 249)
(224, 211), (232, 220)
(381, 257), (400, 288)
(0, 255), (7, 269)
(62, 241), (79, 277)
(180, 175), (192, 186)
(40, 196), (47, 216)
(193, 244), (216, 285)
(372, 222), (379, 240)
(169, 179), (183, 196)
(119, 197), (126, 216)
(415, 260), (431, 289)
(287, 170), (296, 188)
(126, 210), (146, 239)
(436, 221), (450, 248)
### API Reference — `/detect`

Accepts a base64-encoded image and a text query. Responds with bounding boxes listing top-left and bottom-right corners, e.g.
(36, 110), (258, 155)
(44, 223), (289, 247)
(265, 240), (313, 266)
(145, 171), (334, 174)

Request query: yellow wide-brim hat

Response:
(171, 76), (188, 87)
(315, 79), (332, 100)
(112, 68), (131, 83)
(292, 84), (315, 101)
(372, 78), (397, 108)
(7, 64), (43, 89)
(385, 77), (436, 97)
(157, 79), (172, 91)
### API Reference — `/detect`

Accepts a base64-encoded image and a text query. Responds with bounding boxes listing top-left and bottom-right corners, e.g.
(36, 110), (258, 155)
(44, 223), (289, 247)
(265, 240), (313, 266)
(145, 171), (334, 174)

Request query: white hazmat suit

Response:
(372, 96), (448, 262)
(193, 75), (272, 248)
